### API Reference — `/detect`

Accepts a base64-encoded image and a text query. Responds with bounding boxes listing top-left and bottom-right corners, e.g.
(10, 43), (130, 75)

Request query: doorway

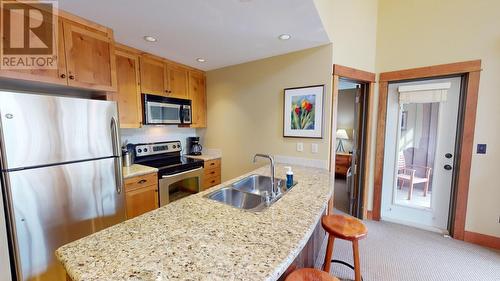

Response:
(330, 65), (375, 219)
(373, 60), (482, 240)
(381, 77), (461, 233)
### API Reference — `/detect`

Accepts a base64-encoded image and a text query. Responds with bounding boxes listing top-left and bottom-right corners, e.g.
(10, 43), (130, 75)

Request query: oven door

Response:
(145, 101), (181, 124)
(159, 167), (204, 206)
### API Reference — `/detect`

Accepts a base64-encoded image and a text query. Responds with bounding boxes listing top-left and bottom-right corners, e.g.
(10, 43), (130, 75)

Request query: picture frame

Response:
(283, 85), (324, 138)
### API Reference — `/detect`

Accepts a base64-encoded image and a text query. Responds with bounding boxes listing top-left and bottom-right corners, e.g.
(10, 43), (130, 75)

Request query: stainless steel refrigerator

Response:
(0, 91), (126, 281)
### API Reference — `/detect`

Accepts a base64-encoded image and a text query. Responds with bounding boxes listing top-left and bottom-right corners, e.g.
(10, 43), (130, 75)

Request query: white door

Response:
(381, 77), (461, 233)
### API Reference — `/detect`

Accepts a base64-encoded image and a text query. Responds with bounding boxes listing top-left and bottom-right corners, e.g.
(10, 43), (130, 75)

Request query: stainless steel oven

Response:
(159, 167), (204, 206)
(143, 94), (192, 125)
(133, 141), (204, 207)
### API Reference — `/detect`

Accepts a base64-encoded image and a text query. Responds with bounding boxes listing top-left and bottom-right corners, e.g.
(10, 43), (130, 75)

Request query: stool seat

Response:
(285, 268), (340, 281)
(321, 214), (367, 241)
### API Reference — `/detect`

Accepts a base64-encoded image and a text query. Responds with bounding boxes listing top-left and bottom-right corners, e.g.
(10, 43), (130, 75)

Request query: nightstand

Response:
(335, 153), (352, 177)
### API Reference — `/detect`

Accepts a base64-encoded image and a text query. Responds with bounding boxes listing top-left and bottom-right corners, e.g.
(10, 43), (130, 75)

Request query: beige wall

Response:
(199, 45), (333, 181)
(337, 89), (357, 152)
(314, 0), (380, 213)
(314, 0), (378, 72)
(376, 0), (500, 237)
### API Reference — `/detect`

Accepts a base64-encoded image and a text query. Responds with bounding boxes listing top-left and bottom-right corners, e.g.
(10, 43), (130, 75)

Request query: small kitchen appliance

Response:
(142, 94), (192, 125)
(187, 137), (203, 155)
(133, 141), (204, 206)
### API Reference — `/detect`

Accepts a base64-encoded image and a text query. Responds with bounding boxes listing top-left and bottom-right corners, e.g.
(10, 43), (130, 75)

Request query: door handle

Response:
(444, 164), (453, 170)
(161, 167), (203, 179)
(111, 117), (124, 194)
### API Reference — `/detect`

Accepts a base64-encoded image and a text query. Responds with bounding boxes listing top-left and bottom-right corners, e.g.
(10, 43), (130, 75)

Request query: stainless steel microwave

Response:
(142, 94), (192, 125)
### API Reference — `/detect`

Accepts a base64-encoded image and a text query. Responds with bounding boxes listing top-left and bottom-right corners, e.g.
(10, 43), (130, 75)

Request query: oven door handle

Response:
(161, 167), (203, 179)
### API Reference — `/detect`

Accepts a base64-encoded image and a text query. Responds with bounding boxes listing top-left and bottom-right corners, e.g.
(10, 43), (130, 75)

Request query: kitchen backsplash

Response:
(120, 126), (197, 153)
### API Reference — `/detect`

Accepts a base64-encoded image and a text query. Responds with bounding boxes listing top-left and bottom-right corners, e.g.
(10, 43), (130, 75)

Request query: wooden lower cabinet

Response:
(124, 173), (158, 219)
(202, 159), (221, 190)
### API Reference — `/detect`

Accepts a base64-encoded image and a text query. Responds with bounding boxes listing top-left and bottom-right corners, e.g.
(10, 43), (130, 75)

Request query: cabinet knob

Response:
(60, 73), (66, 79)
(138, 179), (147, 184)
(69, 75), (75, 80)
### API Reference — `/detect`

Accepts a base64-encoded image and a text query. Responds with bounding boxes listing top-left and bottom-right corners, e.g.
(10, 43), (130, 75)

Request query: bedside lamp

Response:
(336, 129), (349, 152)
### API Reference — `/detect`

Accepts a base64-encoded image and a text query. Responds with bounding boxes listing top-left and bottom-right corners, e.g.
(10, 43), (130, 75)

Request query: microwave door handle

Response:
(179, 105), (184, 124)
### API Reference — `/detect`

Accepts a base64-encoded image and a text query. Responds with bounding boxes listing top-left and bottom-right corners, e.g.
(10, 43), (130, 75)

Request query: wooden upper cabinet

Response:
(62, 20), (117, 91)
(0, 19), (68, 85)
(188, 71), (207, 128)
(115, 46), (142, 128)
(166, 64), (189, 99)
(139, 56), (168, 96)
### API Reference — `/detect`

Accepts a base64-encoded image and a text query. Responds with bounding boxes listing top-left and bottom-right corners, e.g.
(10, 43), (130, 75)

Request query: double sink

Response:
(205, 174), (297, 212)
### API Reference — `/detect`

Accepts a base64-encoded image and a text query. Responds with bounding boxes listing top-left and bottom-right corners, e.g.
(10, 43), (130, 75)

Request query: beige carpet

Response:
(315, 215), (500, 281)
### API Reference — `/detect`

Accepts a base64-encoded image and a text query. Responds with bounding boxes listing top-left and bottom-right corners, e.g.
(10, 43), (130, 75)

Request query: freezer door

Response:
(0, 91), (119, 170)
(3, 158), (126, 281)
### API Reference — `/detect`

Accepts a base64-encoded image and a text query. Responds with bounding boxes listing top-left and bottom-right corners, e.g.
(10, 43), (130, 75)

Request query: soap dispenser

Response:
(285, 166), (294, 189)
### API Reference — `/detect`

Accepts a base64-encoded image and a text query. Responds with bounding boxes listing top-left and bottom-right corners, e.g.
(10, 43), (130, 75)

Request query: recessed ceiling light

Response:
(143, 36), (157, 42)
(196, 58), (206, 63)
(278, 34), (291, 40)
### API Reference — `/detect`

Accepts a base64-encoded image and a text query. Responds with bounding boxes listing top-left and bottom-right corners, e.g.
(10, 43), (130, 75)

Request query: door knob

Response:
(445, 153), (453, 159)
(444, 164), (452, 170)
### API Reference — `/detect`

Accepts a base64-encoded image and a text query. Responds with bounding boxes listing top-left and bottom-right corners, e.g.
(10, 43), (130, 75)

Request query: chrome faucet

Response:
(253, 154), (279, 198)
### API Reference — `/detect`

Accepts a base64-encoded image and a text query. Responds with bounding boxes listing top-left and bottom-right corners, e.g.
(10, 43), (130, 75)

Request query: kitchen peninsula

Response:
(56, 164), (334, 280)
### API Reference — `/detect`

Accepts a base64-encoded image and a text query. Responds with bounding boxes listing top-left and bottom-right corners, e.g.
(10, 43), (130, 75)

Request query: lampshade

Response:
(336, 129), (349, 140)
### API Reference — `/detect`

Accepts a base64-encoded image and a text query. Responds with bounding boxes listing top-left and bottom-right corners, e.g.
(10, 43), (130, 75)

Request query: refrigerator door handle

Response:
(111, 117), (124, 194)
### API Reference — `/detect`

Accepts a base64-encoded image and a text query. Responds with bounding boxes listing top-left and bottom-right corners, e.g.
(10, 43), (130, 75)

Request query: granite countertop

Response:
(56, 164), (334, 281)
(123, 164), (158, 179)
(184, 148), (222, 161)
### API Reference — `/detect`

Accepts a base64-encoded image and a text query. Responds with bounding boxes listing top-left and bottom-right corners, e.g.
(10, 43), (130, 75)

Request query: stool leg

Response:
(323, 235), (335, 273)
(352, 239), (361, 281)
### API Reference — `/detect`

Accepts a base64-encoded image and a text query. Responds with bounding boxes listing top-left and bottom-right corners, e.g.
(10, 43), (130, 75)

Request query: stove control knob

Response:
(144, 148), (148, 152)
(137, 149), (142, 153)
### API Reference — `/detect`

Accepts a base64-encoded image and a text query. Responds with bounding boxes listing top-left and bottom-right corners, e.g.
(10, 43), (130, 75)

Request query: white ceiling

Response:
(58, 0), (330, 71)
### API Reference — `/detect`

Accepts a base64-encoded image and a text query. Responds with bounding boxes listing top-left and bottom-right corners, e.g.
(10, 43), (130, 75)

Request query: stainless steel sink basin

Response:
(207, 187), (263, 210)
(205, 175), (297, 212)
(232, 174), (285, 195)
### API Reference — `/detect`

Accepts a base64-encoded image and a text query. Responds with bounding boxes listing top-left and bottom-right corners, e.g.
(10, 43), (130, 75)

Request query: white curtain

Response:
(398, 82), (451, 104)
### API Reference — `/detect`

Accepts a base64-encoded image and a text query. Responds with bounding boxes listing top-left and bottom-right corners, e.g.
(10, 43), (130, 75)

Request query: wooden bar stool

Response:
(285, 268), (340, 281)
(322, 214), (367, 281)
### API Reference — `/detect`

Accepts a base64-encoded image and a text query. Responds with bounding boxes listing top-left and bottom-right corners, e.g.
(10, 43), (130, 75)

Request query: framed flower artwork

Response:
(283, 85), (324, 138)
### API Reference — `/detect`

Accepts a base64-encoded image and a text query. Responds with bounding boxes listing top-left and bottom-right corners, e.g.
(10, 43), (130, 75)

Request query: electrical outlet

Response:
(311, 143), (318, 153)
(297, 142), (303, 152)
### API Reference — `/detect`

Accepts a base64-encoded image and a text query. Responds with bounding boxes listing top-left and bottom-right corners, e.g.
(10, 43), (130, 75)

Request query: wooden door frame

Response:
(372, 60), (481, 240)
(330, 65), (376, 219)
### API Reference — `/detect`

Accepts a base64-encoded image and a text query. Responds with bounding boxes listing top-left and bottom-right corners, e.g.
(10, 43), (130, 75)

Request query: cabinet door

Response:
(115, 49), (142, 128)
(166, 64), (188, 99)
(63, 20), (117, 91)
(188, 71), (207, 128)
(139, 56), (168, 96)
(125, 185), (158, 219)
(0, 19), (67, 85)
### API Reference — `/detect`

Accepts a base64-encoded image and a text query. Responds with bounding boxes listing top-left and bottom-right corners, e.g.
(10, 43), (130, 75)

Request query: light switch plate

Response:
(477, 144), (487, 154)
(297, 142), (303, 152)
(311, 143), (318, 153)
